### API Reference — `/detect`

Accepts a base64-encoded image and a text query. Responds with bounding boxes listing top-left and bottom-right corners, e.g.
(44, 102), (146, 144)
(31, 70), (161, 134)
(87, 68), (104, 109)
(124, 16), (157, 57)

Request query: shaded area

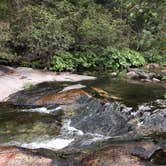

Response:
(0, 103), (62, 144)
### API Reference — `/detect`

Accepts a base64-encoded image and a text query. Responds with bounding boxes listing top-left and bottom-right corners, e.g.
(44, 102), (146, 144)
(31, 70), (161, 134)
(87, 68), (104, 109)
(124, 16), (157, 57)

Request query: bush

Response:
(144, 53), (166, 66)
(20, 60), (44, 69)
(50, 50), (98, 71)
(123, 49), (146, 67)
(23, 82), (33, 90)
(50, 48), (146, 71)
(0, 22), (15, 62)
(1, 0), (165, 69)
(99, 47), (145, 70)
(74, 51), (97, 68)
(0, 0), (9, 19)
(50, 51), (76, 71)
(11, 5), (74, 63)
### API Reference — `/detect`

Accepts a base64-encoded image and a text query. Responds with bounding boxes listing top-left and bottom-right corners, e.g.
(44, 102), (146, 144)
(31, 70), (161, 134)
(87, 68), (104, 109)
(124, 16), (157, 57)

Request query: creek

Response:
(0, 71), (166, 165)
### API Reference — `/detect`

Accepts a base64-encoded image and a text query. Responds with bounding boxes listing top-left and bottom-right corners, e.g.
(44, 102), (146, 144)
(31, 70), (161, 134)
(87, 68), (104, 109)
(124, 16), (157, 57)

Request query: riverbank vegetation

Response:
(0, 0), (165, 71)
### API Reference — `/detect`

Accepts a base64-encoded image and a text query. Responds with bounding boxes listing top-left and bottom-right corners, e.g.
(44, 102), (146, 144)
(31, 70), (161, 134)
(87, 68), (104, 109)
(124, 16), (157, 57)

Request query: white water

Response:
(22, 106), (62, 114)
(21, 138), (74, 150)
(15, 118), (109, 150)
(61, 119), (84, 136)
(14, 108), (109, 150)
(18, 119), (83, 150)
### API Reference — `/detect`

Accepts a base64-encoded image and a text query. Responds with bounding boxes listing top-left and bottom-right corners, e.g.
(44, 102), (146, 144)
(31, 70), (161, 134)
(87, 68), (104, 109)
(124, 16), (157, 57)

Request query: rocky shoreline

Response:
(0, 65), (95, 102)
(0, 64), (166, 166)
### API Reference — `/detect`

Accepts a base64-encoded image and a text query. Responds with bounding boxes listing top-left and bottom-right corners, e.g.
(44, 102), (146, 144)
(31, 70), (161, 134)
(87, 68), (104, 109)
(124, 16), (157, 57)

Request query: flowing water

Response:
(81, 71), (166, 107)
(0, 72), (166, 155)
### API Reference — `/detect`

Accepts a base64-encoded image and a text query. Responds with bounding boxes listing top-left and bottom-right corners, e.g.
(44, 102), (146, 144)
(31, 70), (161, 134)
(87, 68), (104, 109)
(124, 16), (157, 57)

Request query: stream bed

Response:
(0, 71), (166, 165)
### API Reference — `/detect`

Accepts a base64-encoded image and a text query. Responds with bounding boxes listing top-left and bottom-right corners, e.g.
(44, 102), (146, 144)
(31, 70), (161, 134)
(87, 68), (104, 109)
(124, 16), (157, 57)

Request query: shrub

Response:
(123, 49), (146, 67)
(50, 50), (98, 71)
(50, 51), (76, 71)
(144, 54), (166, 65)
(11, 5), (74, 63)
(20, 60), (44, 69)
(74, 51), (97, 68)
(0, 22), (15, 61)
(23, 82), (33, 90)
(50, 48), (146, 71)
(0, 0), (9, 19)
(99, 47), (145, 70)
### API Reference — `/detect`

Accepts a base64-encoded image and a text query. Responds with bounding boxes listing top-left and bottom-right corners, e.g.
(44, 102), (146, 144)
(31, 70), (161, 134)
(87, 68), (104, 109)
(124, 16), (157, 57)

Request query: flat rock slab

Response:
(0, 140), (163, 166)
(0, 146), (53, 166)
(0, 65), (95, 102)
(78, 140), (163, 166)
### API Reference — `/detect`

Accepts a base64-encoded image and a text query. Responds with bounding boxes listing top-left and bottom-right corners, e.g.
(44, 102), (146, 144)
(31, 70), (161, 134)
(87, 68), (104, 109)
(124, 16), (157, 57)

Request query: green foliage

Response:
(0, 0), (165, 70)
(0, 22), (15, 61)
(100, 48), (145, 70)
(11, 5), (74, 62)
(164, 93), (166, 99)
(23, 82), (33, 90)
(0, 0), (9, 19)
(20, 60), (44, 69)
(74, 51), (97, 68)
(123, 49), (146, 67)
(162, 76), (166, 81)
(50, 50), (98, 71)
(50, 48), (145, 71)
(50, 52), (76, 71)
(144, 54), (166, 66)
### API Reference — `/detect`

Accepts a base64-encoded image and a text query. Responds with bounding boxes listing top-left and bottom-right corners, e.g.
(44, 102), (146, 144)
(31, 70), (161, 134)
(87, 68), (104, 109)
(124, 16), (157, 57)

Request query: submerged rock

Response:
(90, 87), (122, 101)
(126, 68), (162, 82)
(7, 82), (90, 107)
(6, 80), (166, 142)
(0, 109), (62, 144)
(36, 89), (91, 106)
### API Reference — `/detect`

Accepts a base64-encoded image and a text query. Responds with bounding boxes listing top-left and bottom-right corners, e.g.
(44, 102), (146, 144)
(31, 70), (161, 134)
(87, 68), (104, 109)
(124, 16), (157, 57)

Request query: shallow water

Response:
(81, 71), (166, 106)
(0, 72), (166, 152)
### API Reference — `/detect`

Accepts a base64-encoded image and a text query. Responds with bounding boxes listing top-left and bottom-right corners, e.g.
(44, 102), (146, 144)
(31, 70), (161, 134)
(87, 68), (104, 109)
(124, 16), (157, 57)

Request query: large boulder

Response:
(126, 71), (139, 80)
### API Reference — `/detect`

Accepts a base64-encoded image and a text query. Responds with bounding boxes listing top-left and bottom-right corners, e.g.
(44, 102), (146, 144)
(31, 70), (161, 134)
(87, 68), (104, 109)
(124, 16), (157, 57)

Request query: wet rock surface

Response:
(71, 101), (131, 136)
(126, 68), (163, 82)
(0, 140), (166, 166)
(60, 140), (166, 166)
(0, 69), (166, 165)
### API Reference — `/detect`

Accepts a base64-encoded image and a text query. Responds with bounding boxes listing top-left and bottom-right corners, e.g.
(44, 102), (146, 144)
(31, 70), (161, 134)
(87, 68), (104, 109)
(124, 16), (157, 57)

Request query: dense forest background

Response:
(0, 0), (165, 71)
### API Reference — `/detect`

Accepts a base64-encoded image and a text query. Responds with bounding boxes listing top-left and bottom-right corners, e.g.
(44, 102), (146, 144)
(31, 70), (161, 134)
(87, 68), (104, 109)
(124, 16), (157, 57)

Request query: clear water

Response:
(81, 71), (166, 107)
(0, 71), (165, 151)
